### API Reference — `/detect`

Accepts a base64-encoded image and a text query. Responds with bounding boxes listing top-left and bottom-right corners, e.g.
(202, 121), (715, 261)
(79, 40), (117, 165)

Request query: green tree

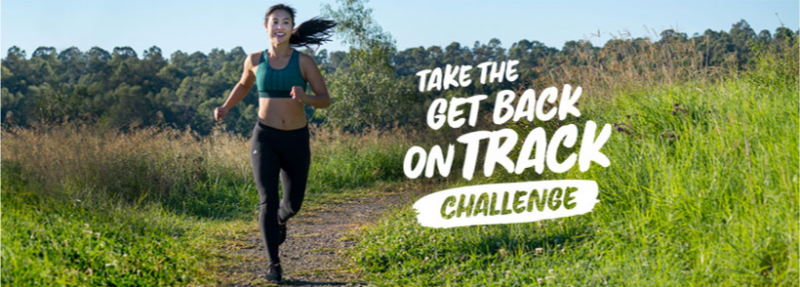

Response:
(319, 0), (417, 129)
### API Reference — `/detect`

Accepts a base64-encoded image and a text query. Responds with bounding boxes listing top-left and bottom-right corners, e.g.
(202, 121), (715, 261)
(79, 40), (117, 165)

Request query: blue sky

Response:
(2, 0), (798, 59)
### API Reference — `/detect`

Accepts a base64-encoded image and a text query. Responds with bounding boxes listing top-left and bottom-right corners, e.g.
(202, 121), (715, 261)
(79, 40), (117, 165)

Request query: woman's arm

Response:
(215, 54), (257, 121)
(294, 53), (331, 109)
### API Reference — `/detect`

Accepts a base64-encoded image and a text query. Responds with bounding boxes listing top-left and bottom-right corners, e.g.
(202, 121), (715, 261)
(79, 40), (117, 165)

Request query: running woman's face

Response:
(266, 9), (293, 45)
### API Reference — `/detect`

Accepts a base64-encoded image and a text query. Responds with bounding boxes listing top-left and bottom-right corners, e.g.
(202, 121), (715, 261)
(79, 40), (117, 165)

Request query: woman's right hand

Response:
(214, 106), (229, 121)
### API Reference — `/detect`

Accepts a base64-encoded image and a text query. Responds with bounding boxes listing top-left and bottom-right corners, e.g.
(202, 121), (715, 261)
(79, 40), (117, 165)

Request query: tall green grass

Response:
(351, 52), (799, 285)
(308, 126), (411, 193)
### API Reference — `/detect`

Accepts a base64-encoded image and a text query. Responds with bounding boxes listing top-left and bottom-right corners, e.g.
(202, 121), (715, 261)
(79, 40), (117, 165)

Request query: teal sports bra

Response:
(256, 49), (307, 98)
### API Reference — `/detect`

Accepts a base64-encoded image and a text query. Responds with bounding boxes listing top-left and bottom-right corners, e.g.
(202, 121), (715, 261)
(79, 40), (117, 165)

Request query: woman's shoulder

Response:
(245, 51), (264, 67)
(295, 51), (317, 66)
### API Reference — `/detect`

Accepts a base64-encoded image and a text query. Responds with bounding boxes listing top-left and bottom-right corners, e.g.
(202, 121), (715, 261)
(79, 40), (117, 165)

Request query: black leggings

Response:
(250, 121), (310, 264)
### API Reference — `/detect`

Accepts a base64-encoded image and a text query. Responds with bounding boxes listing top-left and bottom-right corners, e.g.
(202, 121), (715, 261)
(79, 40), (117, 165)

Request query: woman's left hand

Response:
(290, 86), (307, 103)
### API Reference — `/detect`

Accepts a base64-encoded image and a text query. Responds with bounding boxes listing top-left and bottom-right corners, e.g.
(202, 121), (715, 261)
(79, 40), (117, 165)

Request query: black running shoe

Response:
(278, 220), (287, 245)
(265, 262), (282, 283)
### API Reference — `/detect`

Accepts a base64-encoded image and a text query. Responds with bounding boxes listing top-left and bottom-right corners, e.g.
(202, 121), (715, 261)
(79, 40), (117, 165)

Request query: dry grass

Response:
(3, 121), (237, 203)
(531, 32), (736, 104)
(0, 119), (442, 207)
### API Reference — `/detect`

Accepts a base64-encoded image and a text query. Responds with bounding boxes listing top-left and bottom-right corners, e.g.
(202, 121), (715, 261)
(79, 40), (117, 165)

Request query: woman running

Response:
(213, 4), (335, 282)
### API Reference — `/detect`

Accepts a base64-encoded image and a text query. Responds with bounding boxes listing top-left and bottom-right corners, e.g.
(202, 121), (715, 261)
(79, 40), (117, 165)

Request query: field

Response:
(2, 38), (798, 287)
(1, 122), (418, 285)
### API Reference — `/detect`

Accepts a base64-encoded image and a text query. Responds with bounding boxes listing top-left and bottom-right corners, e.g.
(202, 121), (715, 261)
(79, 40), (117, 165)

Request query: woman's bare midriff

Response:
(258, 98), (307, 130)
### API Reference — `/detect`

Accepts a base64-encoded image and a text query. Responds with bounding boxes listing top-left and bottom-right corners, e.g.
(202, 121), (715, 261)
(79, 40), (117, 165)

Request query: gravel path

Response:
(218, 189), (424, 286)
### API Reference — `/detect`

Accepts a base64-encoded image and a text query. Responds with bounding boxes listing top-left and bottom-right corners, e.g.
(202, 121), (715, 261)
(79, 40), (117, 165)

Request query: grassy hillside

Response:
(350, 49), (799, 286)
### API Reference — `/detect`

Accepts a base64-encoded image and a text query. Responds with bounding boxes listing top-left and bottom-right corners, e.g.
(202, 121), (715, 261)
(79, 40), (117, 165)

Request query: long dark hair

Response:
(265, 4), (337, 49)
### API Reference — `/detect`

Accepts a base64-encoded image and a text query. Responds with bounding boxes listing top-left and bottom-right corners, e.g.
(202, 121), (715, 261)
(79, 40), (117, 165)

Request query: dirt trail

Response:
(217, 188), (425, 286)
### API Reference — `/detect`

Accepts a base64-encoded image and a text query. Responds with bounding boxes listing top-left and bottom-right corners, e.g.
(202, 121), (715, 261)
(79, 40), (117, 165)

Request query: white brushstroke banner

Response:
(413, 180), (600, 228)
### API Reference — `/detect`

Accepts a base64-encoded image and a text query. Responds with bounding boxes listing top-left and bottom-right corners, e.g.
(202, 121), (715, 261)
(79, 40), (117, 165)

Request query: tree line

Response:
(1, 19), (796, 136)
